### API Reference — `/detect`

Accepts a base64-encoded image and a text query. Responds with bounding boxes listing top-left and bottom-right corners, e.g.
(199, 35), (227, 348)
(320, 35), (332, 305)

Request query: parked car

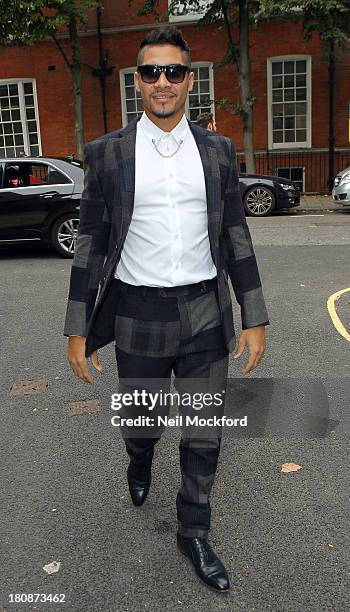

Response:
(0, 156), (300, 258)
(239, 173), (300, 217)
(332, 166), (350, 207)
(0, 156), (83, 257)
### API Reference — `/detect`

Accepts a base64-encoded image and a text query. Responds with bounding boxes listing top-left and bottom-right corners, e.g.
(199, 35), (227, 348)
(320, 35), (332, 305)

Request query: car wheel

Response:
(51, 214), (79, 258)
(243, 186), (276, 217)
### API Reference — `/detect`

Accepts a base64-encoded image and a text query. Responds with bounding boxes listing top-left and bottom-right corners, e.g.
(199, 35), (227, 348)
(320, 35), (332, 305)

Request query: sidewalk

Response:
(298, 194), (344, 212)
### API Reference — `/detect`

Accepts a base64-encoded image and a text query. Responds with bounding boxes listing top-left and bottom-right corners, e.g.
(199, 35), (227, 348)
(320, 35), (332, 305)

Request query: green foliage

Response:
(256, 0), (350, 58)
(215, 93), (258, 116)
(0, 1), (57, 44)
(0, 0), (101, 46)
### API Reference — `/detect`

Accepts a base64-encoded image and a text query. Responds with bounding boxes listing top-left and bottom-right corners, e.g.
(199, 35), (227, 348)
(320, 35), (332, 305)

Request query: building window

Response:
(120, 71), (144, 125)
(120, 63), (214, 126)
(168, 0), (208, 22)
(0, 79), (41, 157)
(267, 56), (311, 149)
(187, 64), (214, 121)
(277, 166), (305, 192)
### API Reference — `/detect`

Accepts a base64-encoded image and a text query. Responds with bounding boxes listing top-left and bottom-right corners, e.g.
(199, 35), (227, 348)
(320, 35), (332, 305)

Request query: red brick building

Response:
(1, 0), (350, 191)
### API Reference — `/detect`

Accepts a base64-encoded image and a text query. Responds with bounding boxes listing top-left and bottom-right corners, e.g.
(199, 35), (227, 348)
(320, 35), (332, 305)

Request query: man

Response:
(196, 111), (217, 132)
(64, 25), (269, 592)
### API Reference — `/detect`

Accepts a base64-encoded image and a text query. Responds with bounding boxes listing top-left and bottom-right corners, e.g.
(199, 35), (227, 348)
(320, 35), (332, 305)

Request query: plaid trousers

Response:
(113, 277), (229, 539)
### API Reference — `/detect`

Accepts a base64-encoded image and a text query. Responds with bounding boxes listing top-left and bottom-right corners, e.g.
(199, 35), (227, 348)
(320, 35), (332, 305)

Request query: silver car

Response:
(332, 166), (350, 206)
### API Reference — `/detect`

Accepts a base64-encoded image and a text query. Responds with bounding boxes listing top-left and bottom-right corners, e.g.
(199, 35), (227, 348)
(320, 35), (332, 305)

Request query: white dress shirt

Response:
(115, 111), (217, 286)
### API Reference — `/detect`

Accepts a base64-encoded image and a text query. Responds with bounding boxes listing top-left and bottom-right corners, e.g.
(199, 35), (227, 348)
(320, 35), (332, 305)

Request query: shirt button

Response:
(174, 234), (178, 239)
(176, 263), (181, 269)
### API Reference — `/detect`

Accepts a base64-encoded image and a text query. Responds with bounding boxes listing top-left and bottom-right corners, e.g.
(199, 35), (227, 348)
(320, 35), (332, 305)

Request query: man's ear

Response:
(134, 71), (140, 93)
(188, 71), (195, 92)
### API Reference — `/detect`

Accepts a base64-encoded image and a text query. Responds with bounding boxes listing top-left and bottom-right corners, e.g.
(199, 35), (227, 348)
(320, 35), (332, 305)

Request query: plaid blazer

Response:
(63, 117), (269, 357)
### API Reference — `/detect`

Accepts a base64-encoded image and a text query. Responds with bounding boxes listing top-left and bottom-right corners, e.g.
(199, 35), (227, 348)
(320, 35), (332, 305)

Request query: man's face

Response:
(134, 44), (194, 120)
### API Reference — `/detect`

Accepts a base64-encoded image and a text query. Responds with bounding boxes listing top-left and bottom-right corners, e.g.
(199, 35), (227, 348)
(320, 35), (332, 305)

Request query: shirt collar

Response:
(138, 111), (189, 146)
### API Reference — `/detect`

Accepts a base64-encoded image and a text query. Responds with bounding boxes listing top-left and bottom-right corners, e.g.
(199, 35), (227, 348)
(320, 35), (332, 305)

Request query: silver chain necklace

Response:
(151, 138), (184, 158)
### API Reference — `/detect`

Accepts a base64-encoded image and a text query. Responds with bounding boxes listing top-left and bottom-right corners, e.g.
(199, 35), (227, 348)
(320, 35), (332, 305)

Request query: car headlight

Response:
(280, 182), (295, 191)
(339, 171), (350, 185)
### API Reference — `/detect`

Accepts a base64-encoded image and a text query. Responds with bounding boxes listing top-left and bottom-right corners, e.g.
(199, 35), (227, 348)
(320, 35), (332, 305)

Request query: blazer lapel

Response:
(113, 118), (138, 243)
(188, 121), (222, 263)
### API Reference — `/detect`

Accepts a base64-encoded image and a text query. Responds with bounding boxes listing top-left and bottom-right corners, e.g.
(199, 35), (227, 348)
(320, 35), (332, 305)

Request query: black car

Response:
(0, 156), (300, 258)
(239, 173), (300, 216)
(0, 156), (83, 257)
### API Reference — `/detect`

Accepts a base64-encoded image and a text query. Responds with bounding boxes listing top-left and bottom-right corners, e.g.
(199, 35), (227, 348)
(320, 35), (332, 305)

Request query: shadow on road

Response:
(0, 243), (66, 260)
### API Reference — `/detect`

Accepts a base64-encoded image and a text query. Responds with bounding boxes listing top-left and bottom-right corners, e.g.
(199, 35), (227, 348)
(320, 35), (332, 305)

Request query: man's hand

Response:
(233, 325), (266, 375)
(67, 336), (102, 384)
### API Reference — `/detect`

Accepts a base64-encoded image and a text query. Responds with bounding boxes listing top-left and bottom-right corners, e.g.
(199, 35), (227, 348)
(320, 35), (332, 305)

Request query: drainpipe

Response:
(328, 38), (335, 191)
(92, 4), (115, 134)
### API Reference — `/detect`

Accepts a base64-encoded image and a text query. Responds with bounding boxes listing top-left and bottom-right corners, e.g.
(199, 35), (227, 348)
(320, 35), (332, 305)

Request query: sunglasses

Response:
(137, 64), (190, 84)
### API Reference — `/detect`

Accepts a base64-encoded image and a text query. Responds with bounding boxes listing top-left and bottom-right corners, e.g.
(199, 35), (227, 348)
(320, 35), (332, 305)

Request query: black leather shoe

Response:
(126, 450), (153, 506)
(177, 533), (230, 592)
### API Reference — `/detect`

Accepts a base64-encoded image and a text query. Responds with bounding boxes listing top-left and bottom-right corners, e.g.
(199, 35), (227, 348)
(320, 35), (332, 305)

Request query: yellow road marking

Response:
(327, 288), (350, 342)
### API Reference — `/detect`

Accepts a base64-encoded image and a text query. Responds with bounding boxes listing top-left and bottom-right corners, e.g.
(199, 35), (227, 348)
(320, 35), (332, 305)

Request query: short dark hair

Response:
(196, 112), (214, 129)
(137, 25), (191, 67)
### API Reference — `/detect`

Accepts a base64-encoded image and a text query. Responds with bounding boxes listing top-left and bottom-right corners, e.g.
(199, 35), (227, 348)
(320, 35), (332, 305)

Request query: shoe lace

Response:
(192, 538), (212, 563)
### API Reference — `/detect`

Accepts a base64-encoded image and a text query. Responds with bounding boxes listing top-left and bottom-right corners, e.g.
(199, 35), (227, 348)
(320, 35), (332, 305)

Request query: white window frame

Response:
(0, 78), (42, 156)
(267, 55), (312, 150)
(168, 0), (208, 23)
(119, 62), (215, 127)
(186, 62), (214, 121)
(119, 67), (143, 127)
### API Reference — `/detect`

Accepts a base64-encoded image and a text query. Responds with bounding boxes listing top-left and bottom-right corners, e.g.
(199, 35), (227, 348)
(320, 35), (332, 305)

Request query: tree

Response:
(137, 0), (262, 173)
(0, 0), (101, 160)
(256, 0), (350, 188)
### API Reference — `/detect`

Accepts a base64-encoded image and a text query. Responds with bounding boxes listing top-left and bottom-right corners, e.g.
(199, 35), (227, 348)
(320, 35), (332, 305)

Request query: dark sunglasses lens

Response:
(138, 65), (188, 83)
(167, 65), (188, 83)
(139, 65), (160, 83)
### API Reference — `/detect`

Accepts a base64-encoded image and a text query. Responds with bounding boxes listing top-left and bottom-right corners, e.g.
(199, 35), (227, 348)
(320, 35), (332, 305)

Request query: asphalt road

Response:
(1, 210), (350, 612)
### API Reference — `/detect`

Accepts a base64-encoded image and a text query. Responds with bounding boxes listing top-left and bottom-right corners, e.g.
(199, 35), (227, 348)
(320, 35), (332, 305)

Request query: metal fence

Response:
(236, 149), (350, 193)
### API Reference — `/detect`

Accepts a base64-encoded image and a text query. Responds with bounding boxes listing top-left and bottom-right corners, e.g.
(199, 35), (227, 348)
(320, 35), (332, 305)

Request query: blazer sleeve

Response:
(63, 142), (112, 337)
(222, 137), (270, 329)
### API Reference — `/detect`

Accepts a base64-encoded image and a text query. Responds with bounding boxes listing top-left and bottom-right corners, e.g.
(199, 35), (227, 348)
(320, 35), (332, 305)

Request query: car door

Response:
(0, 160), (74, 240)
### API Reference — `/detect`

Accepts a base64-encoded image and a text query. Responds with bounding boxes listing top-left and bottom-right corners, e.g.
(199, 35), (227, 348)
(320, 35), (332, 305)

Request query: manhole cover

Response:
(68, 399), (100, 416)
(9, 379), (48, 396)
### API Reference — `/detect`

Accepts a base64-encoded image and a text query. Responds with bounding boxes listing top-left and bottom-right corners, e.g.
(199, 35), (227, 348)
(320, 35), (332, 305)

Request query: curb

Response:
(294, 208), (342, 213)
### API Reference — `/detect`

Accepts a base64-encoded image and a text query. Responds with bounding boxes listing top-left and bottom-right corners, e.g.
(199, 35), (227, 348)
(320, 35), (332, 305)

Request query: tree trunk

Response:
(69, 16), (84, 160)
(238, 0), (255, 173)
